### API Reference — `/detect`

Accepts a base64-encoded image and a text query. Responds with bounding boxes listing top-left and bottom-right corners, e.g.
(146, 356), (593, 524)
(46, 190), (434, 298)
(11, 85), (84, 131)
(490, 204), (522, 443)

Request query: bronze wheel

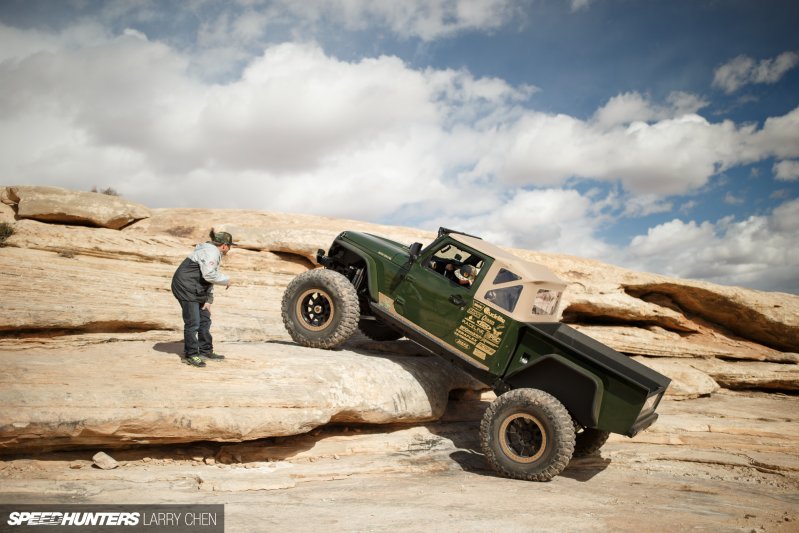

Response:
(281, 269), (359, 349)
(480, 388), (575, 481)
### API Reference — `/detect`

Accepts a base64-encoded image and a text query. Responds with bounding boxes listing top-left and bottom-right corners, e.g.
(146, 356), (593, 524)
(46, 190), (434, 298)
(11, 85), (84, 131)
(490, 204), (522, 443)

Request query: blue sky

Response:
(1, 0), (797, 293)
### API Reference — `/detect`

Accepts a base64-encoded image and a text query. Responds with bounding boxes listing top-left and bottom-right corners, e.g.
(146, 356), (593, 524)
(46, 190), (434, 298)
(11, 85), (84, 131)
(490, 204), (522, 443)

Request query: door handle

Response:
(449, 294), (466, 307)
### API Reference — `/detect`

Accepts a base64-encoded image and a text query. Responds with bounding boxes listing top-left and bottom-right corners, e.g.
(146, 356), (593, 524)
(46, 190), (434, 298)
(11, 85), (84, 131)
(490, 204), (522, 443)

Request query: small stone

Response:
(92, 451), (119, 470)
(204, 457), (216, 465)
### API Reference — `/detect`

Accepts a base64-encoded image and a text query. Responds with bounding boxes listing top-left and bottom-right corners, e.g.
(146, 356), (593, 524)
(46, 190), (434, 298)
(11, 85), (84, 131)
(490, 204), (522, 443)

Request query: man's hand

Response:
(202, 302), (212, 314)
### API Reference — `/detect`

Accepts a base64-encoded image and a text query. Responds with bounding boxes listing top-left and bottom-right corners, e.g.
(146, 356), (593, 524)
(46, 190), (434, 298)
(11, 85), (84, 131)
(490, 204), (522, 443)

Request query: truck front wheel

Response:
(480, 388), (575, 481)
(281, 269), (359, 349)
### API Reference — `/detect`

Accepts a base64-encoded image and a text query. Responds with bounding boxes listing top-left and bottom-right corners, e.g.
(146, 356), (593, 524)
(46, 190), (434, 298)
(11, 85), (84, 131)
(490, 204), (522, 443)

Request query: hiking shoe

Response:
(184, 355), (207, 367)
(200, 352), (225, 360)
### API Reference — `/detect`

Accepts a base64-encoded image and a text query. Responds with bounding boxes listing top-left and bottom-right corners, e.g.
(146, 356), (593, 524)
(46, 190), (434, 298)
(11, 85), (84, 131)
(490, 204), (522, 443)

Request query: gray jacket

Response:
(171, 242), (230, 304)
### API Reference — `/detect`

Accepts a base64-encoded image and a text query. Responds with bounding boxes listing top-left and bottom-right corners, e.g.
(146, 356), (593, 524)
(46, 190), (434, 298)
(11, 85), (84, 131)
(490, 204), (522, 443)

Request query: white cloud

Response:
(471, 108), (760, 196)
(713, 51), (799, 94)
(723, 192), (744, 205)
(262, 0), (525, 41)
(569, 0), (594, 12)
(774, 159), (799, 181)
(421, 188), (617, 260)
(626, 199), (799, 293)
(592, 91), (708, 129)
(1, 20), (798, 292)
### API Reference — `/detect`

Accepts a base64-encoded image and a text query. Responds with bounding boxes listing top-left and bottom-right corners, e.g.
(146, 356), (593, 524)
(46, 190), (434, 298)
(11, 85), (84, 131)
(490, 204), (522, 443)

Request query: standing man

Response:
(171, 230), (233, 367)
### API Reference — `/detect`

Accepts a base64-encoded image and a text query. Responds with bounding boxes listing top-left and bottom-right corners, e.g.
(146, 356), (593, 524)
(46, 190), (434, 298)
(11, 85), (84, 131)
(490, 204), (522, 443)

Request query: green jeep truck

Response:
(281, 228), (671, 481)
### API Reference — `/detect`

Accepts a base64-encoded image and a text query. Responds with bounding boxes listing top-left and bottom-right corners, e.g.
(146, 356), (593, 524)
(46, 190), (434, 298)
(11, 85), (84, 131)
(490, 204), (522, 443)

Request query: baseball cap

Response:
(211, 231), (234, 246)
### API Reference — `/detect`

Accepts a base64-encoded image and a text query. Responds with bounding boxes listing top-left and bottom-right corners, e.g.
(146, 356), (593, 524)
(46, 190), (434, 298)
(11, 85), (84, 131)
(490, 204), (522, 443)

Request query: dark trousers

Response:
(179, 300), (212, 356)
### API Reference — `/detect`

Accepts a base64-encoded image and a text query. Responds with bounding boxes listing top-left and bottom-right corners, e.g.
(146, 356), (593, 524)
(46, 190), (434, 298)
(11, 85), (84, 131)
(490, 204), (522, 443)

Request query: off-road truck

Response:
(281, 228), (671, 481)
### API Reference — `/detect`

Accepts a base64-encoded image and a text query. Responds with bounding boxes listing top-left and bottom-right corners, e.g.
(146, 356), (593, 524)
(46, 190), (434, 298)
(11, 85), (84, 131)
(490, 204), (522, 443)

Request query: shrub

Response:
(90, 186), (120, 196)
(0, 222), (13, 247)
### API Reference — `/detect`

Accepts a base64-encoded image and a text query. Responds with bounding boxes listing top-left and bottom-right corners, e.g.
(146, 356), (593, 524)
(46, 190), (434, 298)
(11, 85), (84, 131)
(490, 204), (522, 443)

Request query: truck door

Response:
(392, 240), (497, 368)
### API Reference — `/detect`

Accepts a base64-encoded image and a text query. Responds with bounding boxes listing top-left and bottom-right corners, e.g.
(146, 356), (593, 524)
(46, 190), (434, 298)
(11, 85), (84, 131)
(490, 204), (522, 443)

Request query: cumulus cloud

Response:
(626, 199), (799, 293)
(1, 19), (798, 292)
(569, 0), (594, 12)
(713, 51), (799, 94)
(773, 159), (799, 181)
(0, 26), (526, 220)
(420, 188), (616, 259)
(592, 91), (708, 129)
(273, 0), (524, 41)
(471, 106), (766, 196)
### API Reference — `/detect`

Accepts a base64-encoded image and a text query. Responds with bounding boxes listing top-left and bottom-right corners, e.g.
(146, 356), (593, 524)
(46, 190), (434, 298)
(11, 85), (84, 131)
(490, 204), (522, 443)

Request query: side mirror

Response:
(409, 242), (422, 262)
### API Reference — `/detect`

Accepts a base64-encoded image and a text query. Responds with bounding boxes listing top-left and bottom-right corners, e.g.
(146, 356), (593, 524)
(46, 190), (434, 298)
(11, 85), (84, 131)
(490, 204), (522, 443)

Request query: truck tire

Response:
(573, 427), (610, 457)
(358, 318), (403, 341)
(480, 388), (575, 481)
(282, 269), (359, 349)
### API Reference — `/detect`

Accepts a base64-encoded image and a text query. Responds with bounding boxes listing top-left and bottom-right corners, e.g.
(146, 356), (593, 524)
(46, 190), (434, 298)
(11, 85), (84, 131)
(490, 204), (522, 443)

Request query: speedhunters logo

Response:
(0, 505), (223, 532)
(7, 512), (140, 526)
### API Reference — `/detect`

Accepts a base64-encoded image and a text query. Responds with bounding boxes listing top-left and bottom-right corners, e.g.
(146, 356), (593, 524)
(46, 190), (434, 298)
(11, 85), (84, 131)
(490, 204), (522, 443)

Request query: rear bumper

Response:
(627, 412), (659, 438)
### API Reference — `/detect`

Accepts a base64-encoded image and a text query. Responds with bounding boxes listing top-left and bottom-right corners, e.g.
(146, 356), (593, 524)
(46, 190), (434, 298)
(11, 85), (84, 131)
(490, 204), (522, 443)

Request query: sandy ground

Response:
(1, 343), (797, 532)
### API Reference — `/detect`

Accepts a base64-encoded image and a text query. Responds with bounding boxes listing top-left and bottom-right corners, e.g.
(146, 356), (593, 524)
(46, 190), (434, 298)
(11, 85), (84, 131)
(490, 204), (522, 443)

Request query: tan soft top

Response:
(451, 234), (565, 286)
(449, 233), (566, 322)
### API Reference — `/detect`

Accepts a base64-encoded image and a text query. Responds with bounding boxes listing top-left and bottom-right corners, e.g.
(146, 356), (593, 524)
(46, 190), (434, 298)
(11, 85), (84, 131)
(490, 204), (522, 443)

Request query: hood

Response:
(340, 231), (413, 266)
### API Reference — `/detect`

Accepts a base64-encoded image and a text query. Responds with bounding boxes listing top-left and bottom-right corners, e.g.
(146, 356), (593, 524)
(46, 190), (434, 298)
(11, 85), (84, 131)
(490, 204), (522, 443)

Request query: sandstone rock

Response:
(92, 451), (119, 470)
(511, 248), (799, 358)
(2, 197), (797, 376)
(2, 185), (799, 457)
(0, 341), (485, 454)
(632, 357), (720, 399)
(3, 185), (150, 229)
(685, 357), (799, 392)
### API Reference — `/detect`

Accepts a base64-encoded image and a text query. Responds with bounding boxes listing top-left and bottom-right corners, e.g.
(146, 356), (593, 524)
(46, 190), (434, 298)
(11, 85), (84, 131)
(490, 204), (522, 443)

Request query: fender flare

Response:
(504, 354), (603, 428)
(328, 240), (380, 299)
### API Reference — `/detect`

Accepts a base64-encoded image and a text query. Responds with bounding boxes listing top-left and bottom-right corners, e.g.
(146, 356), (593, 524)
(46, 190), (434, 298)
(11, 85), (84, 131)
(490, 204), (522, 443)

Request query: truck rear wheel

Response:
(480, 388), (575, 481)
(282, 269), (359, 349)
(573, 427), (610, 457)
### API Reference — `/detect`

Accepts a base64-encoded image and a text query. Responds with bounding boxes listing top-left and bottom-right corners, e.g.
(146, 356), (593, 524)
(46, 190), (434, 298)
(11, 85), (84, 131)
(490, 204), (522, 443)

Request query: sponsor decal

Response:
(453, 301), (507, 360)
(376, 293), (489, 371)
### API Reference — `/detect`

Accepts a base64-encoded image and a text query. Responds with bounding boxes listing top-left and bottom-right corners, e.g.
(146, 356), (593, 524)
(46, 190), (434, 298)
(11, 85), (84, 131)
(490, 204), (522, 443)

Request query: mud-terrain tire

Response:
(281, 269), (359, 349)
(573, 427), (610, 457)
(480, 388), (575, 481)
(358, 317), (403, 341)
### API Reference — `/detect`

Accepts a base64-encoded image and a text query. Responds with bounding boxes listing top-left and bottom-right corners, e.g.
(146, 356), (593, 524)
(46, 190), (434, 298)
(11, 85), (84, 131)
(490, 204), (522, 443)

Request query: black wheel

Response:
(358, 317), (403, 341)
(573, 427), (610, 457)
(281, 269), (359, 349)
(480, 388), (575, 481)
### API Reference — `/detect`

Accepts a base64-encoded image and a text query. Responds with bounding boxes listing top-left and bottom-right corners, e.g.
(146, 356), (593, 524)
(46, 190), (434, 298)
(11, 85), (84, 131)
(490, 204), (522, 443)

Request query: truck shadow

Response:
(343, 338), (615, 482)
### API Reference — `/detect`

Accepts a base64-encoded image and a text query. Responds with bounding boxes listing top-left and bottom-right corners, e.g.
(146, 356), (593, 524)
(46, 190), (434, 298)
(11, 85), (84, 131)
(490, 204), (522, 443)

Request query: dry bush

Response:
(90, 186), (120, 196)
(0, 222), (13, 247)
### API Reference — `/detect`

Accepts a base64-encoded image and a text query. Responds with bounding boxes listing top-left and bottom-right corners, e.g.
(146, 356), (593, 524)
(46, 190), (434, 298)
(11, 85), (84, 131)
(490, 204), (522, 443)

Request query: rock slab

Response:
(2, 185), (150, 229)
(0, 340), (485, 454)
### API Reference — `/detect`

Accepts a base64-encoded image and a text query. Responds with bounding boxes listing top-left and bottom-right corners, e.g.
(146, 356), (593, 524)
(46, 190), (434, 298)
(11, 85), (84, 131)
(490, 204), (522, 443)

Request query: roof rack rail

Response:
(438, 227), (483, 240)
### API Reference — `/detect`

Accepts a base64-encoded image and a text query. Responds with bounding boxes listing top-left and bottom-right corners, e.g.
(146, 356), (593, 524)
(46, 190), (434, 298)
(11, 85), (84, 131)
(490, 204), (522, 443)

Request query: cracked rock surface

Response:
(1, 186), (798, 531)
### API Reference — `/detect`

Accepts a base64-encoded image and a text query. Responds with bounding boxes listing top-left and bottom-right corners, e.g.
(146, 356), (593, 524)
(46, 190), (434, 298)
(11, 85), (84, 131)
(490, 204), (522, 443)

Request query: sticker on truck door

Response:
(454, 301), (506, 360)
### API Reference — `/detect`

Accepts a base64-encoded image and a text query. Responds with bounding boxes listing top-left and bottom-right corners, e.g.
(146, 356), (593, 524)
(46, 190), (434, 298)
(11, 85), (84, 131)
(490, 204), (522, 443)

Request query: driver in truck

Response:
(454, 264), (478, 287)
